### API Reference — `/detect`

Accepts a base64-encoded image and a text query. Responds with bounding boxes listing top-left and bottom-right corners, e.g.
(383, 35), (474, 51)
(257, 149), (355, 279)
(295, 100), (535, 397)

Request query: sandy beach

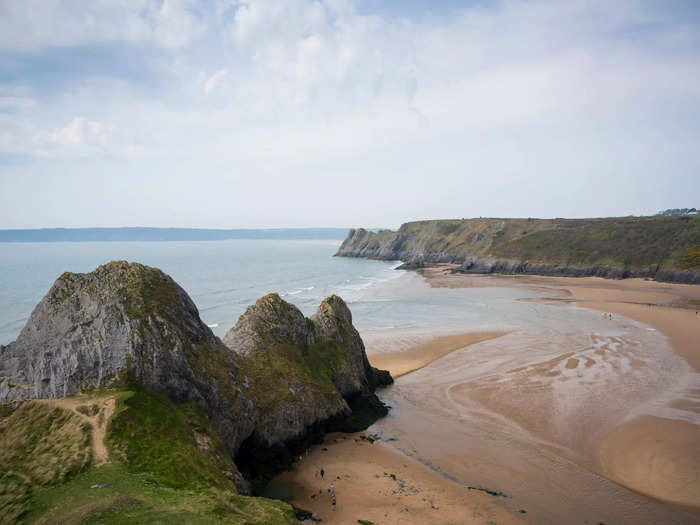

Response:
(369, 331), (507, 378)
(273, 431), (525, 525)
(273, 266), (700, 524)
(419, 266), (700, 513)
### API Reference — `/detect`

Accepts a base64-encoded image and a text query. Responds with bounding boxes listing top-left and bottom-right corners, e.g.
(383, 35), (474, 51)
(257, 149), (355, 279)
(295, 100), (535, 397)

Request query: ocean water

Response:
(0, 239), (674, 349)
(0, 239), (412, 345)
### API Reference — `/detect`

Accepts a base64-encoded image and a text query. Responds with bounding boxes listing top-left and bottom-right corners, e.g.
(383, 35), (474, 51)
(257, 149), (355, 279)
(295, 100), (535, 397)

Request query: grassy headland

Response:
(336, 216), (700, 282)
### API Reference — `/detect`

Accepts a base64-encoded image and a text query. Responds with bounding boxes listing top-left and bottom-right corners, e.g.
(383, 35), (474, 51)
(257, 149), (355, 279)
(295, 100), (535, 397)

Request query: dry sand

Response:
(275, 432), (525, 525)
(369, 331), (507, 378)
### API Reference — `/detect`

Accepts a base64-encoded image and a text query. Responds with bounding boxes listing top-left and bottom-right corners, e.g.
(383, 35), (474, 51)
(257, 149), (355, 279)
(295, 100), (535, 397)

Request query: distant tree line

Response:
(655, 208), (698, 216)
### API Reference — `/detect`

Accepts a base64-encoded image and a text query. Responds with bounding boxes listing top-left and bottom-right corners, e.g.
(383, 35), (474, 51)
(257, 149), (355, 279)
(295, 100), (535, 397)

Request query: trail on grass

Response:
(37, 394), (116, 466)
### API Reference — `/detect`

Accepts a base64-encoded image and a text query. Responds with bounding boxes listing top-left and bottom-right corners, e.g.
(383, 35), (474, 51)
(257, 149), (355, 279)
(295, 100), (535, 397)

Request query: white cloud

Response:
(48, 117), (109, 147)
(1, 0), (699, 227)
(204, 68), (229, 94)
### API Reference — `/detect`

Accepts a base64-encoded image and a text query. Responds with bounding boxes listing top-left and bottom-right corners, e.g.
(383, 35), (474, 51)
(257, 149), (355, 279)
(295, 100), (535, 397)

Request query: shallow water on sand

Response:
(362, 274), (700, 524)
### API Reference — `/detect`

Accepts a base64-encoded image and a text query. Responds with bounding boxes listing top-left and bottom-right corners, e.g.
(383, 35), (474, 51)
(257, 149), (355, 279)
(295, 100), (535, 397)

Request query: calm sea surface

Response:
(0, 239), (669, 348)
(0, 239), (563, 346)
(0, 239), (410, 344)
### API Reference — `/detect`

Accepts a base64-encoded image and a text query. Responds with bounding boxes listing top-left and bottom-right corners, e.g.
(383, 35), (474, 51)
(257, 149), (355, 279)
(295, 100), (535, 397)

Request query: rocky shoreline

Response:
(336, 221), (700, 284)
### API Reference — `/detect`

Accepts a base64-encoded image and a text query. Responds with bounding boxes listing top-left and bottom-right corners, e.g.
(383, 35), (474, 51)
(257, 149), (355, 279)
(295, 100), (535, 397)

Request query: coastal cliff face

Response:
(0, 261), (392, 493)
(336, 217), (700, 284)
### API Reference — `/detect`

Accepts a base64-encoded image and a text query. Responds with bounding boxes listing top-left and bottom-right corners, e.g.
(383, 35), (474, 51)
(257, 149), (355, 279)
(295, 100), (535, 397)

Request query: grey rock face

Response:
(223, 293), (311, 355)
(455, 256), (700, 282)
(0, 261), (392, 491)
(0, 261), (213, 402)
(309, 295), (374, 397)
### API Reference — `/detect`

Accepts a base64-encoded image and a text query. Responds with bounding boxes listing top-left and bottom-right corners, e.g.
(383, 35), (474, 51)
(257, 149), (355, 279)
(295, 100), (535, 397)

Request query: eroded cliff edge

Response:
(0, 261), (392, 493)
(335, 217), (700, 284)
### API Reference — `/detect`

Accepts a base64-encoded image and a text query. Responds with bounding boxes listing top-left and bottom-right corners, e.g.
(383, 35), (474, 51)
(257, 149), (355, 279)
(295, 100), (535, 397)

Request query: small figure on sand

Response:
(320, 468), (325, 479)
(331, 492), (336, 511)
(329, 483), (335, 495)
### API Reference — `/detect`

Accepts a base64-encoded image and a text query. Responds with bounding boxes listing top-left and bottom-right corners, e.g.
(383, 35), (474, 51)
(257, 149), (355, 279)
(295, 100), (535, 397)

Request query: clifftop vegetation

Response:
(0, 389), (298, 524)
(336, 216), (700, 282)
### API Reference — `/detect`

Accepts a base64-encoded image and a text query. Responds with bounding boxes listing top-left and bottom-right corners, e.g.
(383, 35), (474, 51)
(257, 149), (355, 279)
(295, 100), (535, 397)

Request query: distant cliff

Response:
(0, 261), (392, 494)
(336, 217), (700, 284)
(0, 227), (348, 242)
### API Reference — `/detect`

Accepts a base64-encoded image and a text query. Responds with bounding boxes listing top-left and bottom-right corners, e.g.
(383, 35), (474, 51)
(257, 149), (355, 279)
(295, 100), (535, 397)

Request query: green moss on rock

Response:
(106, 389), (237, 490)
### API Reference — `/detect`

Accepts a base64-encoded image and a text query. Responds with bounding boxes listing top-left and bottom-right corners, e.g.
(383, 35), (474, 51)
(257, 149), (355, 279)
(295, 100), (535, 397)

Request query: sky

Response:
(0, 0), (699, 229)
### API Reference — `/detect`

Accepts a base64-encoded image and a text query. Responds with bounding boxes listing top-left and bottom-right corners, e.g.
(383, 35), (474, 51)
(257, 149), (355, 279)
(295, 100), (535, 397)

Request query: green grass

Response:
(344, 216), (700, 273)
(0, 402), (92, 486)
(241, 339), (349, 412)
(0, 402), (15, 419)
(25, 463), (296, 525)
(76, 404), (99, 417)
(106, 389), (235, 490)
(0, 473), (33, 524)
(491, 216), (700, 269)
(681, 248), (700, 269)
(1, 390), (298, 525)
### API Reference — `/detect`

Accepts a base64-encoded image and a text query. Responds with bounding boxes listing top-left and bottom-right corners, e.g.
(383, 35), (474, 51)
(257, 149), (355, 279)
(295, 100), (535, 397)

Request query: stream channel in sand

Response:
(275, 269), (700, 524)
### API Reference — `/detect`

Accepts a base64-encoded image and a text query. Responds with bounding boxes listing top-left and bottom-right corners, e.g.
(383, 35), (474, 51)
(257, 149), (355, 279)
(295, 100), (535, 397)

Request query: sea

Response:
(0, 239), (396, 344)
(0, 238), (590, 347)
(0, 238), (670, 349)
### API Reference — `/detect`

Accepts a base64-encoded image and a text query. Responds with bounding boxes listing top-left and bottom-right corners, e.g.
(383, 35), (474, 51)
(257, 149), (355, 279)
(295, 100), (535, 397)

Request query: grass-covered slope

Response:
(0, 389), (298, 525)
(489, 216), (700, 270)
(0, 402), (92, 524)
(337, 216), (700, 282)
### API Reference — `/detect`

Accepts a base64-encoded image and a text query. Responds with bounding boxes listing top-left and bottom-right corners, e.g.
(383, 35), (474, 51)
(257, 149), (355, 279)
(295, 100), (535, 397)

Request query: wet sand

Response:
(274, 432), (524, 525)
(417, 266), (700, 515)
(275, 267), (700, 524)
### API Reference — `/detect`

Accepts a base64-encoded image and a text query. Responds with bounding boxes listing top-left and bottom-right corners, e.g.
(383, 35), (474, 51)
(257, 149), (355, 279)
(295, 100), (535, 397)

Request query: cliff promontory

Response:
(336, 216), (700, 283)
(0, 261), (392, 500)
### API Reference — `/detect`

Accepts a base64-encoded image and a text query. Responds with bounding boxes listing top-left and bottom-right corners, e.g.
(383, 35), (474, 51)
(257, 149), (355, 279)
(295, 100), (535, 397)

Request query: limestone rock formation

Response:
(0, 261), (221, 402)
(0, 261), (392, 492)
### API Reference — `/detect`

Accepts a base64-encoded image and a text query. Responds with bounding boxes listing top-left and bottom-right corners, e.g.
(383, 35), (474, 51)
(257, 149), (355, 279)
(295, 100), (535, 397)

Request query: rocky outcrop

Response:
(455, 257), (651, 280)
(336, 217), (700, 284)
(0, 261), (392, 493)
(0, 261), (219, 402)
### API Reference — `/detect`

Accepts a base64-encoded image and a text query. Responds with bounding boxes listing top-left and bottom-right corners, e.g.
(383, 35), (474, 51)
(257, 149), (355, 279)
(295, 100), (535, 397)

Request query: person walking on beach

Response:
(320, 468), (325, 479)
(331, 492), (336, 511)
(329, 483), (335, 495)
